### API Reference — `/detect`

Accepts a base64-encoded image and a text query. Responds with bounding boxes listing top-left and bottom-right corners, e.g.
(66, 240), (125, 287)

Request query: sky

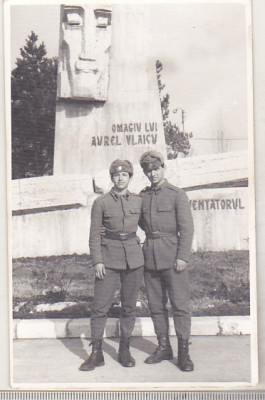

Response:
(9, 2), (250, 156)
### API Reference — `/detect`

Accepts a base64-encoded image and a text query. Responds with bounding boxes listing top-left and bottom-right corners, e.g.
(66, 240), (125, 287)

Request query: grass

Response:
(12, 250), (250, 319)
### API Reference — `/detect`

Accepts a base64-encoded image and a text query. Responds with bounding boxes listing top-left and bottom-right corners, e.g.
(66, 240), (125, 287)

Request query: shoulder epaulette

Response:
(129, 191), (141, 197)
(95, 193), (109, 202)
(140, 186), (151, 193)
(166, 182), (183, 193)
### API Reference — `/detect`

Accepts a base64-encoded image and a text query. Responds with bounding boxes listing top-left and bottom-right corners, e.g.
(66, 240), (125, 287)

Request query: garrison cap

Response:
(109, 159), (133, 175)
(140, 150), (164, 171)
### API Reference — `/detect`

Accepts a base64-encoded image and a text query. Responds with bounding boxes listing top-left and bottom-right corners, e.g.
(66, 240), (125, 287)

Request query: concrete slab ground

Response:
(12, 335), (251, 389)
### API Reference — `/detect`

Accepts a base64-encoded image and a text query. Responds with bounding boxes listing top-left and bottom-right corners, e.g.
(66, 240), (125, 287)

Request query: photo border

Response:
(1, 0), (263, 392)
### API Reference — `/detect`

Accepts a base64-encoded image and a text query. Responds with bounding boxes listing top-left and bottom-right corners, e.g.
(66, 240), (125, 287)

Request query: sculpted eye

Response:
(96, 16), (108, 28)
(63, 7), (83, 28)
(66, 13), (83, 26)
(95, 9), (111, 28)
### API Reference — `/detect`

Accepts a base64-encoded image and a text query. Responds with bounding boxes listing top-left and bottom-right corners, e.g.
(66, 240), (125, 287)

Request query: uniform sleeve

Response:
(138, 191), (145, 231)
(175, 190), (194, 262)
(89, 198), (104, 266)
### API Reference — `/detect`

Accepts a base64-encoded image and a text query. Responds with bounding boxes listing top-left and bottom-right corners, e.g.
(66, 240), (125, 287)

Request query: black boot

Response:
(144, 336), (173, 364)
(177, 338), (194, 371)
(79, 339), (105, 371)
(118, 337), (135, 367)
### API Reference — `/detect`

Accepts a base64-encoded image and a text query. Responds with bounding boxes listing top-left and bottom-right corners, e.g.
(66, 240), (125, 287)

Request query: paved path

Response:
(12, 336), (251, 388)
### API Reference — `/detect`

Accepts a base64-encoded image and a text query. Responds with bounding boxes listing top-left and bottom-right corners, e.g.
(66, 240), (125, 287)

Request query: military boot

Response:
(118, 337), (135, 367)
(79, 339), (105, 371)
(177, 338), (194, 371)
(144, 335), (173, 364)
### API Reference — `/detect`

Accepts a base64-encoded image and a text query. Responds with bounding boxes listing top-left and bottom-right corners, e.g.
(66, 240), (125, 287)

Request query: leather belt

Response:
(104, 231), (137, 241)
(146, 231), (175, 239)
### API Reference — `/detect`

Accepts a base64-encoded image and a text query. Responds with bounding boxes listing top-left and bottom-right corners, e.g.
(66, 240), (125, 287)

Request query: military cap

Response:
(140, 150), (164, 171)
(109, 159), (133, 175)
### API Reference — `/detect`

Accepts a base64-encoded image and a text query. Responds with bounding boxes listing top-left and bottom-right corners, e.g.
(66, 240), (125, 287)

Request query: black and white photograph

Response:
(5, 0), (257, 389)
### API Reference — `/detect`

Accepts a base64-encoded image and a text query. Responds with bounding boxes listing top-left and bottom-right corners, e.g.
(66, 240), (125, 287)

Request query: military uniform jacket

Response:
(89, 189), (144, 270)
(139, 180), (194, 270)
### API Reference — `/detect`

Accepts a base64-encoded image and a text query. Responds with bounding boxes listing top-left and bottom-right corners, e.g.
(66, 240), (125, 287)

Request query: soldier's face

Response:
(112, 172), (131, 191)
(145, 166), (165, 186)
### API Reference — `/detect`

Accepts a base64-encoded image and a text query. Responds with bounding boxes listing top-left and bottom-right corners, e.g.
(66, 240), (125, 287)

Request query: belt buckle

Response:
(119, 233), (128, 241)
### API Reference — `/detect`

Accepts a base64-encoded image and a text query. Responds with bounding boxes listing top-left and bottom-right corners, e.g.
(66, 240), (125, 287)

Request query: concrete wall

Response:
(11, 151), (249, 258)
(12, 174), (97, 258)
(94, 150), (248, 193)
(189, 187), (248, 251)
(13, 207), (90, 258)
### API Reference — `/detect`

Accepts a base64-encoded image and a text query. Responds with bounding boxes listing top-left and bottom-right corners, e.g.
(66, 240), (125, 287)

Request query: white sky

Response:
(10, 2), (250, 156)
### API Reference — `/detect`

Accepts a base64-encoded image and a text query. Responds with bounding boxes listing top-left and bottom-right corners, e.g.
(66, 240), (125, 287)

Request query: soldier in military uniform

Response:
(139, 150), (194, 371)
(79, 160), (144, 371)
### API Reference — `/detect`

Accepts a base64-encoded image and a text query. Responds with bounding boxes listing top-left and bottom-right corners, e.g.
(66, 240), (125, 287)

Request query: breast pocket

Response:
(130, 209), (141, 214)
(103, 211), (120, 223)
(104, 212), (119, 218)
(157, 205), (173, 212)
(129, 208), (141, 225)
(103, 210), (122, 230)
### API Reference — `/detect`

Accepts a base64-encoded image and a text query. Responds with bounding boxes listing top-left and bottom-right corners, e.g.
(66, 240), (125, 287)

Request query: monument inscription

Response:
(92, 121), (159, 146)
(190, 198), (245, 210)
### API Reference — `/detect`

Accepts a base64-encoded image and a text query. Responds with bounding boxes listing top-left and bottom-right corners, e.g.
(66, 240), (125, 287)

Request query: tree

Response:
(156, 60), (169, 121)
(156, 60), (192, 159)
(11, 31), (58, 179)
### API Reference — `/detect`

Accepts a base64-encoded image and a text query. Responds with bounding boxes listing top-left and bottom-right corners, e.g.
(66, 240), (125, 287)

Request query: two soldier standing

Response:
(80, 151), (194, 373)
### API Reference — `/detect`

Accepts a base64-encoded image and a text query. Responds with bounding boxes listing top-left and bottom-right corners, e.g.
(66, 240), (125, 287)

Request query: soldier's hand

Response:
(95, 263), (106, 279)
(174, 259), (188, 273)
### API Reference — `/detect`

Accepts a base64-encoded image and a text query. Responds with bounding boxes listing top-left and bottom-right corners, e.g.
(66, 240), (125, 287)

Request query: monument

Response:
(54, 4), (167, 177)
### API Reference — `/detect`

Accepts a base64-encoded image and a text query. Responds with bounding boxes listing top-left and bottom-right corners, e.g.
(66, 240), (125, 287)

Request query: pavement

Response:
(12, 335), (252, 389)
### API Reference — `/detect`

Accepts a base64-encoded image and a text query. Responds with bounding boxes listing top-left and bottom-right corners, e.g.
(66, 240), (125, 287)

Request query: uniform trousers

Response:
(91, 266), (143, 339)
(144, 268), (191, 340)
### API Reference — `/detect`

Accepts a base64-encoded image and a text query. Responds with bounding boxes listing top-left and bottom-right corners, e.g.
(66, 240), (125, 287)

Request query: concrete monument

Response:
(54, 5), (167, 177)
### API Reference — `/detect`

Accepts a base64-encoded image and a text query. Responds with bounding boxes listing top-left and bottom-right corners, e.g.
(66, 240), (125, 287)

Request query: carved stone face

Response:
(58, 5), (112, 101)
